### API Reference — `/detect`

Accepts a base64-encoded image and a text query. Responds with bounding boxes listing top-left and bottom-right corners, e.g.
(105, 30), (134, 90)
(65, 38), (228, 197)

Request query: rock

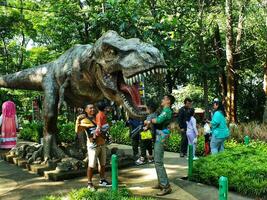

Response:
(25, 146), (36, 154)
(31, 146), (43, 161)
(63, 144), (85, 160)
(56, 157), (84, 172)
(26, 153), (33, 160)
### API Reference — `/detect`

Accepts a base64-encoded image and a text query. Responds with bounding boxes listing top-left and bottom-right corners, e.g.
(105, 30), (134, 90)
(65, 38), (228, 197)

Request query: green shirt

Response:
(155, 107), (173, 130)
(211, 111), (229, 139)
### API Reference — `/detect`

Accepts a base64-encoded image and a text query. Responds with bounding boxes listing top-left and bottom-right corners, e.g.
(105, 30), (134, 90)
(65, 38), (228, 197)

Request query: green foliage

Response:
(0, 0), (266, 123)
(172, 84), (215, 109)
(192, 141), (267, 198)
(110, 120), (131, 145)
(57, 122), (76, 144)
(19, 121), (43, 142)
(41, 188), (154, 200)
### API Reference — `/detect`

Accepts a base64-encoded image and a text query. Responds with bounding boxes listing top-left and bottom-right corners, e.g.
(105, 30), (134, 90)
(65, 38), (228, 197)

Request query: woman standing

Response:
(186, 108), (198, 160)
(0, 100), (18, 149)
(210, 99), (229, 154)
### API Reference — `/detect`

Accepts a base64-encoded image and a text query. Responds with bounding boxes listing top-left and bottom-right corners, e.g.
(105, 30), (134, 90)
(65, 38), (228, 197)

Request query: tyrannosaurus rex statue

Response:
(0, 30), (167, 161)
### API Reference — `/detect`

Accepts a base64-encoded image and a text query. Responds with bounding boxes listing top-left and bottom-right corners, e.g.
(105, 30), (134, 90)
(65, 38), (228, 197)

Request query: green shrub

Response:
(192, 141), (267, 198)
(41, 188), (154, 200)
(19, 121), (43, 142)
(110, 120), (131, 145)
(58, 122), (76, 143)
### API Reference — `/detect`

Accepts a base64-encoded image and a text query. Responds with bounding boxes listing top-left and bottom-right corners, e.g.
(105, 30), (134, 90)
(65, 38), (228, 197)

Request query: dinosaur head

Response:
(93, 30), (167, 119)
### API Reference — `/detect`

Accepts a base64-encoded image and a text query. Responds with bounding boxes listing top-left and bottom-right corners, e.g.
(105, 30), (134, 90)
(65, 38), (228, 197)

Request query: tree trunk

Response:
(262, 1), (267, 123)
(225, 0), (237, 123)
(213, 24), (227, 102)
(198, 0), (209, 118)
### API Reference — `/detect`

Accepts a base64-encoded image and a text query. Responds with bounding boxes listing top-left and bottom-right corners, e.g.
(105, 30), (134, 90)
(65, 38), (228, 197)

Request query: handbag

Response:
(140, 129), (153, 140)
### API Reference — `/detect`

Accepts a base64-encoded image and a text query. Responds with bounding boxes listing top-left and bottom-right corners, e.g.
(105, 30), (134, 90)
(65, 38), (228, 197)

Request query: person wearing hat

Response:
(210, 98), (229, 154)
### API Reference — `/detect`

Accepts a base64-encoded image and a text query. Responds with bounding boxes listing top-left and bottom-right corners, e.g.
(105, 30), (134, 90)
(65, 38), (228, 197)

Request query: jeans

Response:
(180, 130), (188, 154)
(154, 130), (169, 187)
(210, 134), (226, 154)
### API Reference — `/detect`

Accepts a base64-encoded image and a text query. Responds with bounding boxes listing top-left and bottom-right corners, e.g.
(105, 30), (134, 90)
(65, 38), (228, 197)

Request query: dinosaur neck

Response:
(0, 64), (50, 91)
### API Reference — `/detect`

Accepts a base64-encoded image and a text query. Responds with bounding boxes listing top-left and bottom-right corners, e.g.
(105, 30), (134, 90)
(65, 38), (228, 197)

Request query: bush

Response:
(192, 141), (267, 198)
(41, 188), (154, 200)
(19, 120), (76, 144)
(110, 120), (131, 145)
(229, 122), (267, 142)
(58, 122), (76, 143)
(19, 121), (43, 142)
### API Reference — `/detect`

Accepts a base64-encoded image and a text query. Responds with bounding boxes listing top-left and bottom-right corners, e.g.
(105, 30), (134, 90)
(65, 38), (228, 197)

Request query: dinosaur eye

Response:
(109, 48), (117, 56)
(103, 46), (118, 61)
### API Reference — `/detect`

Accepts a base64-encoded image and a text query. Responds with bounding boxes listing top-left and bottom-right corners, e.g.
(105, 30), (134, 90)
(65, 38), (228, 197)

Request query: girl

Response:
(186, 108), (198, 160)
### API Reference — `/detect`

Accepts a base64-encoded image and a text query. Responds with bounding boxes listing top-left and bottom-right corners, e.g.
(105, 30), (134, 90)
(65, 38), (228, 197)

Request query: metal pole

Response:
(112, 154), (118, 191)
(188, 144), (193, 180)
(244, 136), (250, 145)
(219, 176), (228, 200)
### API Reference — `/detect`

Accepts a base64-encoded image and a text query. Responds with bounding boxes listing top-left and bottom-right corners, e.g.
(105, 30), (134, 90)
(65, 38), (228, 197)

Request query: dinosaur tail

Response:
(0, 64), (49, 91)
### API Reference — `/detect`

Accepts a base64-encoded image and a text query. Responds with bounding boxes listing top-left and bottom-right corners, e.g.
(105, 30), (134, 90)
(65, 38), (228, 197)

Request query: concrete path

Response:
(0, 143), (252, 200)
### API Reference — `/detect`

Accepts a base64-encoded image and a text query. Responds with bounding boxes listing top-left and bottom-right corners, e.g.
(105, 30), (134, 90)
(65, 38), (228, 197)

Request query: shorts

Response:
(87, 142), (107, 168)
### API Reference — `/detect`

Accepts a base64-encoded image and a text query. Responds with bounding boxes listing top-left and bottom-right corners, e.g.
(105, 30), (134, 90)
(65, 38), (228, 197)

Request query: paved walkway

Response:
(0, 143), (252, 200)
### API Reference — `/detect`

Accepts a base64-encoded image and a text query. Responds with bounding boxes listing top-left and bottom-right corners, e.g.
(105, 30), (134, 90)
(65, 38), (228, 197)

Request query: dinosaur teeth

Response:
(148, 71), (151, 75)
(160, 68), (163, 74)
(139, 74), (142, 81)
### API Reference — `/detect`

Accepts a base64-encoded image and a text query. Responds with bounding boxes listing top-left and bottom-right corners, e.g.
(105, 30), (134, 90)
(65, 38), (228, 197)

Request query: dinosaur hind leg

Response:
(42, 80), (66, 162)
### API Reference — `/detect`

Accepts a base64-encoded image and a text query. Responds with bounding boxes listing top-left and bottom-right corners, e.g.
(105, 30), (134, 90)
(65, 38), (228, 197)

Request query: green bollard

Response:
(219, 176), (228, 200)
(244, 136), (250, 145)
(112, 154), (118, 191)
(188, 144), (193, 180)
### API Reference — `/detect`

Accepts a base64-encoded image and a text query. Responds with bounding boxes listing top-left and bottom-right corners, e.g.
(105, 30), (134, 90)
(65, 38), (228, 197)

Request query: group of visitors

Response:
(178, 97), (229, 158)
(0, 95), (229, 196)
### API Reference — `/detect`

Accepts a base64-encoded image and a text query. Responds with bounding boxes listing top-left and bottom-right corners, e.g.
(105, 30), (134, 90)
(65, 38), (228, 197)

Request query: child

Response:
(135, 101), (158, 165)
(186, 108), (198, 160)
(96, 101), (110, 144)
(203, 119), (211, 155)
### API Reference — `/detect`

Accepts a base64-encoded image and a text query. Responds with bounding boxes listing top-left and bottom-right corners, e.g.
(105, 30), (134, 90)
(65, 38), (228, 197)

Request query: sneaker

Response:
(148, 158), (154, 163)
(87, 182), (96, 191)
(99, 179), (111, 187)
(135, 157), (145, 165)
(156, 186), (172, 196)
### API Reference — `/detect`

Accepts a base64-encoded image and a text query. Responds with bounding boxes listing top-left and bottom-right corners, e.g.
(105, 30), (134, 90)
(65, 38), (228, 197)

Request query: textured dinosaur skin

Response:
(0, 31), (167, 160)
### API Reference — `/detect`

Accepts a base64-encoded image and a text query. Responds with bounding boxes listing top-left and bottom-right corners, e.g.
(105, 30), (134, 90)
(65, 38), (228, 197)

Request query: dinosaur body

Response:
(0, 31), (166, 160)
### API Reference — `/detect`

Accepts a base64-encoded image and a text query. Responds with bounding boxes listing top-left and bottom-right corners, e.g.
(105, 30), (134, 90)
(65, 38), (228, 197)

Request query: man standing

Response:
(77, 103), (110, 191)
(149, 95), (175, 196)
(178, 98), (192, 157)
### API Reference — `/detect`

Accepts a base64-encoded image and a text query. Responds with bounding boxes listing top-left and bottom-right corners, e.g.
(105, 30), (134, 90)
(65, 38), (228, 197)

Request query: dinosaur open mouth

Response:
(117, 67), (167, 115)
